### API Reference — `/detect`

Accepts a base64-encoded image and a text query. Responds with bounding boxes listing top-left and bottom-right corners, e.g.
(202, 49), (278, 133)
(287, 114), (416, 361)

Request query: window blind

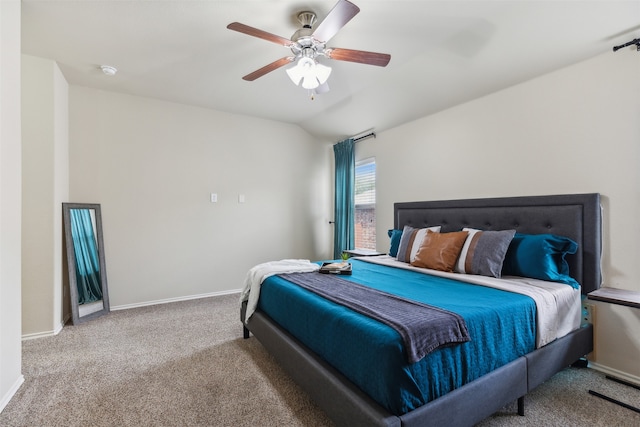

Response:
(355, 158), (375, 206)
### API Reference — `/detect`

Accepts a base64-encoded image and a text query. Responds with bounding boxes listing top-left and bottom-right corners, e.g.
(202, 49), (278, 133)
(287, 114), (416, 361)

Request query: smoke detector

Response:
(100, 65), (117, 76)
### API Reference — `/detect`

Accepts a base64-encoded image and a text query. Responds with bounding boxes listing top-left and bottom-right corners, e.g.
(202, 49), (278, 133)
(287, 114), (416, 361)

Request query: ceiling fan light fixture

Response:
(301, 75), (320, 90)
(314, 62), (332, 85)
(227, 0), (390, 95)
(285, 62), (305, 86)
(286, 57), (332, 90)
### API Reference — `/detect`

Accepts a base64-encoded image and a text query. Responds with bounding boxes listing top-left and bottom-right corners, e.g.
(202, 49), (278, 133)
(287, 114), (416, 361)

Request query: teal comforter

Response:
(258, 259), (536, 416)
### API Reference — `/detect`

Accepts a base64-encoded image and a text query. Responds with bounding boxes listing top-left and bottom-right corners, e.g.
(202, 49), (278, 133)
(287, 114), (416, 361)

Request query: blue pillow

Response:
(387, 229), (403, 257)
(502, 233), (579, 288)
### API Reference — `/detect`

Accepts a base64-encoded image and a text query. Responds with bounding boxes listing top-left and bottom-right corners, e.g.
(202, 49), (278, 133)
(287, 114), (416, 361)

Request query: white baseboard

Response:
(110, 289), (241, 311)
(589, 362), (640, 386)
(22, 320), (65, 341)
(20, 291), (241, 340)
(0, 375), (24, 414)
(53, 319), (65, 336)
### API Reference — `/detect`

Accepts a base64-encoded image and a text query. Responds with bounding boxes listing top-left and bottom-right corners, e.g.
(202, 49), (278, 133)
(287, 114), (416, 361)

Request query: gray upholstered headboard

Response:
(394, 193), (602, 294)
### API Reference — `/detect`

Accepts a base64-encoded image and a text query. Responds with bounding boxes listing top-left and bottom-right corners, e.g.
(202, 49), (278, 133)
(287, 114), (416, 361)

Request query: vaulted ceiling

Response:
(21, 1), (640, 140)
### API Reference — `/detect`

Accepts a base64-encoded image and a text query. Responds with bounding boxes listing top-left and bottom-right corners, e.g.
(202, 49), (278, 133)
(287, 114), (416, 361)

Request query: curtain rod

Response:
(353, 132), (376, 143)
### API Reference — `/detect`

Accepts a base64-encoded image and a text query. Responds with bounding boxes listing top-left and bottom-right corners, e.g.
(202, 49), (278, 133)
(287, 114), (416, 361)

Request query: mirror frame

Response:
(63, 202), (110, 324)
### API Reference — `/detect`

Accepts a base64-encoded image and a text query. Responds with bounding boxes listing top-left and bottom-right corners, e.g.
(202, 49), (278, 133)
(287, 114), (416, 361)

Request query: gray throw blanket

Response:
(279, 272), (471, 363)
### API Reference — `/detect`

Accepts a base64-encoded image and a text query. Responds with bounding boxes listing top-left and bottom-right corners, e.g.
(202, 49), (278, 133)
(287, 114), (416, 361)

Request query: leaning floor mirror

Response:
(63, 203), (110, 324)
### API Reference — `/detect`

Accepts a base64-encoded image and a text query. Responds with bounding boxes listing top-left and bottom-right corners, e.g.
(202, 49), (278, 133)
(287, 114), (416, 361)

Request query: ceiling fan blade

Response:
(326, 48), (391, 67)
(242, 57), (293, 81)
(227, 22), (292, 47)
(312, 0), (360, 43)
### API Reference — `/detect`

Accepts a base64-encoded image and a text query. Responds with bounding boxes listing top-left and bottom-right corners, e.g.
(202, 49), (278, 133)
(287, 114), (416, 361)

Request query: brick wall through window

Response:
(355, 205), (376, 250)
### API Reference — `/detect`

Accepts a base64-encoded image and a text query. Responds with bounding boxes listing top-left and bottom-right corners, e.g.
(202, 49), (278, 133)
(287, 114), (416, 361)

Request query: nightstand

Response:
(586, 287), (640, 413)
(588, 287), (640, 309)
(344, 249), (385, 258)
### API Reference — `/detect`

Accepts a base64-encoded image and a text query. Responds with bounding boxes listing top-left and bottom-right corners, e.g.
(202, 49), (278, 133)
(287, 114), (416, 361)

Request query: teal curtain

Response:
(333, 138), (355, 259)
(70, 209), (103, 304)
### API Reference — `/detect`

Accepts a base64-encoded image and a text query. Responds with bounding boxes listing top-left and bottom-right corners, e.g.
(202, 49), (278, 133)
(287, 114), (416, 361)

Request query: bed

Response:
(240, 193), (602, 426)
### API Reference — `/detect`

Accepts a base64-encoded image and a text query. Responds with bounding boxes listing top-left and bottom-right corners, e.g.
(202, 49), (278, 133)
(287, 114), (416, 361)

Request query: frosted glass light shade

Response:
(314, 62), (332, 85)
(286, 57), (332, 90)
(286, 63), (305, 86)
(301, 75), (319, 89)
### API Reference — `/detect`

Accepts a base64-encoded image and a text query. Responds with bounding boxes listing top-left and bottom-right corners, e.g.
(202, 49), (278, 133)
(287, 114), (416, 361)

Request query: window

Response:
(354, 158), (376, 250)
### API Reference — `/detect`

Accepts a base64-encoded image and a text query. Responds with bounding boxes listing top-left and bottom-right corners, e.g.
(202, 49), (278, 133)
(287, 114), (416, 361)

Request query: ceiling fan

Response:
(227, 0), (391, 95)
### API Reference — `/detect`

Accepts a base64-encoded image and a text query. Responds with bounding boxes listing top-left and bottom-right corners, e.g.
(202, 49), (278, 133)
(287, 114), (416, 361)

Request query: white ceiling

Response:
(21, 0), (640, 141)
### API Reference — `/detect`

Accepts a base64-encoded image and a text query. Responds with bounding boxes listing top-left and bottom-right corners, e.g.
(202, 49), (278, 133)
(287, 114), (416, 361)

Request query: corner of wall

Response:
(0, 0), (24, 413)
(21, 55), (69, 336)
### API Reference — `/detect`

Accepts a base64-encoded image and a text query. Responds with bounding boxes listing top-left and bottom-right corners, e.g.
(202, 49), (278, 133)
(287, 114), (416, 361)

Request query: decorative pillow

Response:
(411, 230), (469, 272)
(387, 229), (403, 257)
(455, 228), (516, 278)
(501, 233), (580, 288)
(396, 225), (442, 263)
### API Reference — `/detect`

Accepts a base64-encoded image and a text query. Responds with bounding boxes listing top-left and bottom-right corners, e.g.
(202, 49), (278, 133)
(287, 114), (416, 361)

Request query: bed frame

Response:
(241, 193), (602, 426)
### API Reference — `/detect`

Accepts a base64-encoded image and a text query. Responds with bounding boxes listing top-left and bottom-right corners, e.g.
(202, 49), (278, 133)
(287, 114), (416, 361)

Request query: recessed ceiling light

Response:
(100, 65), (117, 76)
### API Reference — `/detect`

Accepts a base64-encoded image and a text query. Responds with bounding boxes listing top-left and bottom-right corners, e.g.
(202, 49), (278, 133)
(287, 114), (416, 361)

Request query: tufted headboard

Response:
(394, 193), (602, 294)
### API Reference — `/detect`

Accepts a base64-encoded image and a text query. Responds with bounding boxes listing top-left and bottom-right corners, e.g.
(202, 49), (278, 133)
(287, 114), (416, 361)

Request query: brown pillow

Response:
(411, 230), (469, 272)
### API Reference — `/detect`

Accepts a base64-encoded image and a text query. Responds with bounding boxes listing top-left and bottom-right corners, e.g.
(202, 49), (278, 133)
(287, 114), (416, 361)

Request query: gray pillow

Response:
(455, 229), (516, 278)
(396, 225), (441, 263)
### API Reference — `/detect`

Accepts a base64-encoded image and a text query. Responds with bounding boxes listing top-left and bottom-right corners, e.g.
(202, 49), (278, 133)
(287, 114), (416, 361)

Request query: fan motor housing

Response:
(297, 11), (316, 28)
(290, 11), (325, 56)
(291, 11), (316, 45)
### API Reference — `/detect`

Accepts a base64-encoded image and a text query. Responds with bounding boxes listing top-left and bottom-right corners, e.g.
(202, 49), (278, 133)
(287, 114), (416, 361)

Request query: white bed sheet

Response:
(240, 259), (320, 323)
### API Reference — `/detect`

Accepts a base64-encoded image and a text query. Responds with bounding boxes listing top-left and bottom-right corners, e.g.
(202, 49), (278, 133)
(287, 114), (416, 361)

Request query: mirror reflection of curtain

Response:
(70, 209), (103, 304)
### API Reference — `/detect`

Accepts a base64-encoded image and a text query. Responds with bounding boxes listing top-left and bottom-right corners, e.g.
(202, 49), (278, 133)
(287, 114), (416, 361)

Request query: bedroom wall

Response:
(356, 51), (640, 381)
(69, 87), (332, 308)
(21, 55), (69, 337)
(0, 0), (24, 412)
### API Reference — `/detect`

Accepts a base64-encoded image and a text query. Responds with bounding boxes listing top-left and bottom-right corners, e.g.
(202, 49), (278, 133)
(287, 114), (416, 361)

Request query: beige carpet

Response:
(1, 294), (639, 426)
